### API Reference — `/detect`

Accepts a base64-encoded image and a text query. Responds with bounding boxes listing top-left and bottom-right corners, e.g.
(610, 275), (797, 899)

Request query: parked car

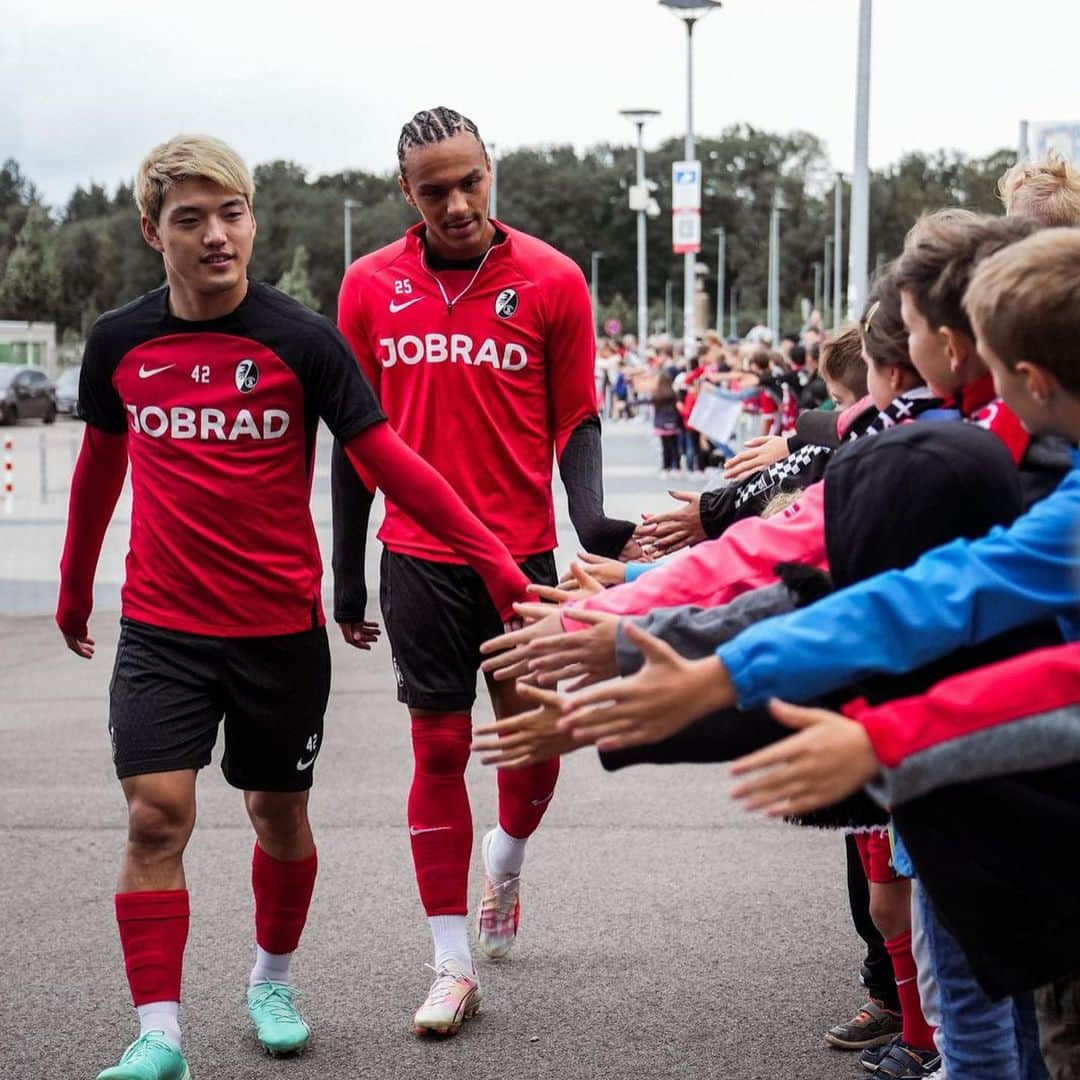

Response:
(0, 365), (58, 425)
(55, 365), (82, 417)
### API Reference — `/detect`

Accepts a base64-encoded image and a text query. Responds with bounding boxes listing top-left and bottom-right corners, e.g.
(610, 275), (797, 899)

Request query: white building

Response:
(0, 321), (57, 374)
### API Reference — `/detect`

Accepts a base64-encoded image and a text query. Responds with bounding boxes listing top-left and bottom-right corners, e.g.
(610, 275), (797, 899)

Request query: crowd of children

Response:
(480, 154), (1080, 1080)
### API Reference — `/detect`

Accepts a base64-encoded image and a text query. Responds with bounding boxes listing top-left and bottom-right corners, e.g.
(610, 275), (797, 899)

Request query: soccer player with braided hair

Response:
(334, 106), (636, 1036)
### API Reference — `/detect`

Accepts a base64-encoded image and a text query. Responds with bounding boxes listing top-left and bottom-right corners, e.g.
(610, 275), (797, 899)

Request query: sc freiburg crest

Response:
(495, 288), (519, 319)
(235, 358), (259, 393)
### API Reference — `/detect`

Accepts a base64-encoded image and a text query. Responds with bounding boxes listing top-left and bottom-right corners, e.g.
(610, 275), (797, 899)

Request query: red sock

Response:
(252, 844), (318, 955)
(497, 757), (560, 839)
(408, 713), (473, 916)
(115, 890), (189, 1006)
(885, 929), (936, 1051)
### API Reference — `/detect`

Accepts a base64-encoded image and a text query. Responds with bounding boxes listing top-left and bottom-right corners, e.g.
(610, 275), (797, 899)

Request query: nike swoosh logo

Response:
(389, 297), (424, 313)
(296, 754), (318, 771)
(530, 791), (555, 807)
(138, 363), (175, 379)
(409, 825), (452, 836)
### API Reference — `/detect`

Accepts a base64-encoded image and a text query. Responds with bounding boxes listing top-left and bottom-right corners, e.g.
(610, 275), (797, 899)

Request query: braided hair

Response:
(397, 107), (485, 177)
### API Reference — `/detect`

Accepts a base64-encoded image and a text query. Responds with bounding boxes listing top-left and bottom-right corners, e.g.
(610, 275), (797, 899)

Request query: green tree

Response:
(0, 202), (60, 322)
(276, 244), (320, 311)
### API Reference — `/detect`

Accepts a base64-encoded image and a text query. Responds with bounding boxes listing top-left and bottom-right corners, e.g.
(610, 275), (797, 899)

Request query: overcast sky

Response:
(6, 0), (1078, 209)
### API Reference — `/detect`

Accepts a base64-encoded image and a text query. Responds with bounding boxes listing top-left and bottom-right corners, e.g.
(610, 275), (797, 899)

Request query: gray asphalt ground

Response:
(1, 419), (863, 1080)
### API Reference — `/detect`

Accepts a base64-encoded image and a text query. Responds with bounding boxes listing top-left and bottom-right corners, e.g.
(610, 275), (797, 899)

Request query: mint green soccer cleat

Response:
(96, 1032), (190, 1080)
(246, 982), (311, 1056)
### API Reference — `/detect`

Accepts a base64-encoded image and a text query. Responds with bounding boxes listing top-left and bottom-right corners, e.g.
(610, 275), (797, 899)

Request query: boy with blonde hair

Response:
(999, 153), (1080, 226)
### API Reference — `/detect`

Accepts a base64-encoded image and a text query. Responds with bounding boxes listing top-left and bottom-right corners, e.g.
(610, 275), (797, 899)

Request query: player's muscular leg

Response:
(119, 769), (197, 892)
(244, 790), (314, 862)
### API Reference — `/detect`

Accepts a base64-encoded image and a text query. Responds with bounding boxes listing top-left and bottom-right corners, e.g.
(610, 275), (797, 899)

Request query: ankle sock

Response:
(137, 1001), (181, 1049)
(250, 945), (293, 987)
(428, 915), (473, 973)
(486, 824), (527, 877)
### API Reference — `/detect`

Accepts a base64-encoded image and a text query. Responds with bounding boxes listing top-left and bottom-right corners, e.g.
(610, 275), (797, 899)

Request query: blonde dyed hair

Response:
(135, 135), (255, 222)
(998, 154), (1080, 227)
(964, 227), (1080, 394)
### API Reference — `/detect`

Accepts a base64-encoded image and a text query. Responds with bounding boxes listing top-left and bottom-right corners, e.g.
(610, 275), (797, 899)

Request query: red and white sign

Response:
(672, 161), (702, 254)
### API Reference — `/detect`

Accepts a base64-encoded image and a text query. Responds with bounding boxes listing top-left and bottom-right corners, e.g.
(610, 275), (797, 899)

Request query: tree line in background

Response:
(0, 125), (1014, 344)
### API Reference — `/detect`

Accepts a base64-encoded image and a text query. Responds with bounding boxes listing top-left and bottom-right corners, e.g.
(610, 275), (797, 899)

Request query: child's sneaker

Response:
(860, 1036), (941, 1077)
(824, 998), (902, 1049)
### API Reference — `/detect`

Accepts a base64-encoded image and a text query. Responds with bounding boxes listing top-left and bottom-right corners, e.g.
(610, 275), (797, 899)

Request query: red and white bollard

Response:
(3, 434), (12, 515)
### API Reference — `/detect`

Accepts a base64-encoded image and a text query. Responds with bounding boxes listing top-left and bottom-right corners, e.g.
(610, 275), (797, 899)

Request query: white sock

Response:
(250, 945), (292, 987)
(137, 1001), (181, 1049)
(428, 915), (473, 973)
(487, 825), (527, 877)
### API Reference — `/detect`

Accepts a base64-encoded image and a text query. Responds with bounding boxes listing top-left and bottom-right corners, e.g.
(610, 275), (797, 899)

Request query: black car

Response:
(0, 365), (58, 424)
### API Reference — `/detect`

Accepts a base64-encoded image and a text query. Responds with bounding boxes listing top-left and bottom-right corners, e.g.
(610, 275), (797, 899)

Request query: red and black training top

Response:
(78, 280), (385, 637)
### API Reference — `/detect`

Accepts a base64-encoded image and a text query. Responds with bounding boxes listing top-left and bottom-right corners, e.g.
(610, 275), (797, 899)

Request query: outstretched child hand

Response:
(729, 699), (880, 817)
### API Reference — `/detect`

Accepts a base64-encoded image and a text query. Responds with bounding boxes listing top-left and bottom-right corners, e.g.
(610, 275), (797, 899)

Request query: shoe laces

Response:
(250, 982), (304, 1025)
(423, 963), (473, 1004)
(121, 1032), (174, 1062)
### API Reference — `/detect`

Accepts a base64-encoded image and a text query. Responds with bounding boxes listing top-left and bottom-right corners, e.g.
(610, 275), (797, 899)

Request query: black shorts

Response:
(379, 550), (558, 711)
(109, 618), (331, 791)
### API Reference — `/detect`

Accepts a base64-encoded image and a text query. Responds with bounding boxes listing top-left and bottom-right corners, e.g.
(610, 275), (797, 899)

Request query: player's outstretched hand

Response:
(634, 490), (704, 555)
(528, 560), (604, 605)
(479, 605), (565, 682)
(556, 623), (734, 750)
(62, 630), (95, 659)
(472, 684), (579, 768)
(338, 619), (382, 650)
(728, 699), (880, 817)
(526, 607), (620, 689)
(722, 435), (791, 483)
(557, 552), (627, 590)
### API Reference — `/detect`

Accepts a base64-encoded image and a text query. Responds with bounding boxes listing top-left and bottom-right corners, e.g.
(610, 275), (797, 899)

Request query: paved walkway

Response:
(0, 421), (862, 1079)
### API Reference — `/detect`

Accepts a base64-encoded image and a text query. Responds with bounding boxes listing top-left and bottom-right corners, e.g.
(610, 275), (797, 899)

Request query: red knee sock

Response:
(408, 713), (473, 916)
(115, 890), (190, 1006)
(497, 756), (560, 839)
(886, 929), (936, 1051)
(252, 844), (318, 955)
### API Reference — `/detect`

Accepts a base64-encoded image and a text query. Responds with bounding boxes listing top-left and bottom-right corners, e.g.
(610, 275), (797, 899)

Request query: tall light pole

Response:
(812, 261), (822, 317)
(848, 0), (872, 319)
(343, 199), (356, 271)
(590, 250), (604, 331)
(712, 226), (725, 334)
(664, 278), (673, 336)
(729, 285), (738, 338)
(823, 237), (833, 328)
(767, 190), (786, 342)
(489, 142), (498, 219)
(620, 108), (661, 352)
(661, 0), (722, 362)
(833, 174), (844, 329)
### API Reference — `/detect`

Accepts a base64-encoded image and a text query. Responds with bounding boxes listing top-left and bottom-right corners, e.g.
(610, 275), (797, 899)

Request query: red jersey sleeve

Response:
(337, 267), (381, 401)
(545, 263), (600, 459)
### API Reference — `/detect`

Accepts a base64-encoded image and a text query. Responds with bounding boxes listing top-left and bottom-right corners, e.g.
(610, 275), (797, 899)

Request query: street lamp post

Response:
(712, 226), (725, 334)
(813, 261), (822, 317)
(848, 0), (872, 319)
(729, 284), (738, 338)
(664, 278), (673, 336)
(833, 174), (844, 329)
(823, 237), (833, 328)
(620, 108), (661, 353)
(767, 190), (786, 342)
(660, 0), (722, 362)
(489, 142), (498, 219)
(590, 251), (605, 331)
(343, 198), (356, 271)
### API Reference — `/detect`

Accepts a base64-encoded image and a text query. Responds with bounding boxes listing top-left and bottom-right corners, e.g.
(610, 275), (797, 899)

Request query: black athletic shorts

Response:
(379, 550), (558, 711)
(109, 617), (331, 791)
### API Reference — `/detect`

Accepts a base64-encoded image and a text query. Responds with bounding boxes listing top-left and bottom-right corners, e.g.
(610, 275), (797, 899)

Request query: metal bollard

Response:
(3, 434), (12, 514)
(39, 431), (48, 504)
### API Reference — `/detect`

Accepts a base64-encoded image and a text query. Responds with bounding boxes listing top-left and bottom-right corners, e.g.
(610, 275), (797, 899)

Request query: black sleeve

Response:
(698, 484), (741, 539)
(557, 416), (636, 558)
(331, 437), (375, 622)
(77, 325), (127, 434)
(305, 324), (386, 443)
